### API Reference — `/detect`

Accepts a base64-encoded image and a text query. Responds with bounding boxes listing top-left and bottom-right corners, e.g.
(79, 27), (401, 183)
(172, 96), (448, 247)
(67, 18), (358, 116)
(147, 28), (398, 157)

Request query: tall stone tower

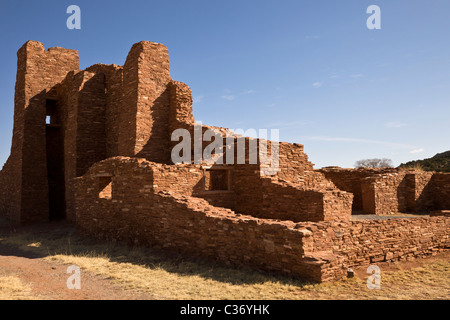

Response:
(0, 40), (183, 225)
(3, 41), (79, 225)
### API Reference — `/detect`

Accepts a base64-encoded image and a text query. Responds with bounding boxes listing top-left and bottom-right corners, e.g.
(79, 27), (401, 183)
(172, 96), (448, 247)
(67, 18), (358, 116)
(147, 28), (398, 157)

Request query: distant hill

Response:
(399, 151), (450, 172)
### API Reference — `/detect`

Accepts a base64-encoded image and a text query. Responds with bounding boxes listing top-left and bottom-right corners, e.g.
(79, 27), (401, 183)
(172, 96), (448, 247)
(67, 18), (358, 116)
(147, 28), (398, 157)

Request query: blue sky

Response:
(0, 0), (449, 168)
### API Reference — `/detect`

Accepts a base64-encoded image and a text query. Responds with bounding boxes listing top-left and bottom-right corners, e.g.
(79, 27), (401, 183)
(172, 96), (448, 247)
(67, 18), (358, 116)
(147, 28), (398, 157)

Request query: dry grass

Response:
(400, 163), (425, 172)
(0, 272), (36, 300)
(1, 225), (449, 300)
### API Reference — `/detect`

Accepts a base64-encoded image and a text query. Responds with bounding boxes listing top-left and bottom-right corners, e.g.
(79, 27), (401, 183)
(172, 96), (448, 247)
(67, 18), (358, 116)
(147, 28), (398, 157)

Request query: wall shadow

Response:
(135, 87), (171, 164)
(0, 220), (314, 287)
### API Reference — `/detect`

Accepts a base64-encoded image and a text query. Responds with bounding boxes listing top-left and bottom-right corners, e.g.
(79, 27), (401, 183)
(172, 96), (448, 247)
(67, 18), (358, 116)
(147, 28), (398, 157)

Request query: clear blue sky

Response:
(0, 0), (449, 168)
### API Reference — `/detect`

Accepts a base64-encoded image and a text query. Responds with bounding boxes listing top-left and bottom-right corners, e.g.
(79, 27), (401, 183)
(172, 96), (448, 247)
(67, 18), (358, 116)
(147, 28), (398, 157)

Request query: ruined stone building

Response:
(0, 41), (448, 282)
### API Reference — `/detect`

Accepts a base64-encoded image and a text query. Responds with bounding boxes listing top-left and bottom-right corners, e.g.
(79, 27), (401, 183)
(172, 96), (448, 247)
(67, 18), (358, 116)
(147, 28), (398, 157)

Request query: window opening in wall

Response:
(46, 98), (65, 220)
(98, 176), (113, 200)
(204, 169), (230, 191)
(45, 99), (58, 125)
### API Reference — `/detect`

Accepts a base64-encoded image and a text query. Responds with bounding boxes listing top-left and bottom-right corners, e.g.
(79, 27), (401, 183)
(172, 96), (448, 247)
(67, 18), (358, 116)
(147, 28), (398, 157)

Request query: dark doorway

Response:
(205, 169), (230, 191)
(45, 99), (66, 220)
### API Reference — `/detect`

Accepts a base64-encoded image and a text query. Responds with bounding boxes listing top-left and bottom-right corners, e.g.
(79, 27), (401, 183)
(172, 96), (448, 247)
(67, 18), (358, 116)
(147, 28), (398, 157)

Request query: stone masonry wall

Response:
(407, 172), (435, 212)
(85, 64), (124, 158)
(231, 165), (352, 222)
(362, 171), (410, 215)
(169, 80), (195, 133)
(259, 178), (352, 222)
(119, 41), (172, 163)
(431, 173), (450, 210)
(308, 217), (450, 268)
(0, 41), (79, 224)
(277, 143), (336, 190)
(73, 157), (449, 282)
(74, 157), (333, 282)
(318, 168), (397, 212)
(55, 69), (108, 221)
(361, 171), (449, 215)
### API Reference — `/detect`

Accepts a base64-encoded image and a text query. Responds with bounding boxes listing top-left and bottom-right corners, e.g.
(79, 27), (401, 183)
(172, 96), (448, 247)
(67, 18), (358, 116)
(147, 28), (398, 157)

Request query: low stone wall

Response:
(74, 158), (336, 282)
(73, 157), (450, 283)
(431, 173), (450, 210)
(318, 168), (450, 215)
(259, 178), (353, 222)
(308, 217), (450, 268)
(361, 172), (408, 215)
(0, 158), (22, 224)
(231, 164), (352, 222)
(361, 171), (450, 215)
(411, 172), (435, 212)
(318, 168), (396, 211)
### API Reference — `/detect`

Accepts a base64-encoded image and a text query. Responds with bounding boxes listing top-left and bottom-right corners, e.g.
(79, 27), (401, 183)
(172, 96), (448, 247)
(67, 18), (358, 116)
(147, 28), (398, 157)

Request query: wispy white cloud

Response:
(410, 148), (424, 154)
(385, 121), (407, 128)
(329, 73), (340, 79)
(221, 95), (236, 101)
(305, 35), (320, 40)
(193, 95), (205, 104)
(220, 89), (255, 101)
(267, 120), (312, 128)
(350, 74), (363, 78)
(312, 82), (323, 88)
(303, 136), (417, 149)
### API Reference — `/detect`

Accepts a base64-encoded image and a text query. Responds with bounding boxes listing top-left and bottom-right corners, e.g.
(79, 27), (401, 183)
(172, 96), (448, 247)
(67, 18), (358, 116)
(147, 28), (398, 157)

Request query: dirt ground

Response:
(0, 248), (153, 300)
(0, 218), (448, 300)
(0, 219), (153, 300)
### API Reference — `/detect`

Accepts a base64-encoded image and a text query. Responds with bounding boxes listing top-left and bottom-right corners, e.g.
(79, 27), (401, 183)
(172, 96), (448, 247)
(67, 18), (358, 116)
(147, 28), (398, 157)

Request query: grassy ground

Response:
(0, 273), (36, 300)
(0, 222), (449, 300)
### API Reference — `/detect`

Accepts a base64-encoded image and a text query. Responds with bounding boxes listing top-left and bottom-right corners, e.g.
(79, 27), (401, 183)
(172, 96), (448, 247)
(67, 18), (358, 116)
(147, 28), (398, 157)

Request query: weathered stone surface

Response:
(319, 167), (450, 215)
(0, 41), (448, 283)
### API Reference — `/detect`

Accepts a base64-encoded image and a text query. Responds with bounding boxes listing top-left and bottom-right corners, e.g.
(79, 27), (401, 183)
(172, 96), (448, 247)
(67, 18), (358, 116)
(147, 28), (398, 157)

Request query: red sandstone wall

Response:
(0, 159), (17, 221)
(74, 157), (330, 282)
(169, 80), (195, 133)
(0, 41), (79, 224)
(119, 41), (172, 163)
(277, 143), (335, 189)
(318, 168), (397, 212)
(85, 64), (124, 158)
(431, 173), (450, 210)
(73, 158), (449, 282)
(55, 70), (108, 221)
(363, 172), (410, 215)
(259, 178), (352, 222)
(361, 171), (448, 215)
(408, 172), (435, 212)
(308, 218), (450, 268)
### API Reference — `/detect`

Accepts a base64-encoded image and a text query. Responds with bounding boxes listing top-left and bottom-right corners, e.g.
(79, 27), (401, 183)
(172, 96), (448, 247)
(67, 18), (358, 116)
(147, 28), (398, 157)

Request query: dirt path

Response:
(0, 246), (154, 300)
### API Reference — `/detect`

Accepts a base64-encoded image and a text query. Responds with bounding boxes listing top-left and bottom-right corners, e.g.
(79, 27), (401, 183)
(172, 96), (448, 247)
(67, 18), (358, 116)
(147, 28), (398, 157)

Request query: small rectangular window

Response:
(98, 177), (112, 200)
(46, 99), (58, 125)
(205, 169), (230, 191)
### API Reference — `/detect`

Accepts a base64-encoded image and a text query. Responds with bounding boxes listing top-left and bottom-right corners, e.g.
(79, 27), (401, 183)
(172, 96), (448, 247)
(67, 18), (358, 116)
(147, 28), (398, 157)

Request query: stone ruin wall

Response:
(0, 41), (449, 283)
(308, 217), (449, 269)
(318, 168), (397, 212)
(319, 167), (450, 215)
(428, 173), (450, 210)
(73, 157), (449, 282)
(164, 64), (353, 222)
(74, 157), (332, 282)
(0, 41), (79, 224)
(0, 41), (187, 223)
(362, 171), (450, 215)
